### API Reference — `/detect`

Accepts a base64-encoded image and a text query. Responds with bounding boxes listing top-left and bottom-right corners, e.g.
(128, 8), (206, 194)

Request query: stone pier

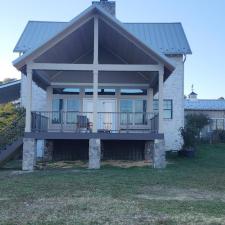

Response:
(153, 139), (166, 169)
(89, 138), (101, 169)
(145, 139), (166, 169)
(22, 138), (37, 171)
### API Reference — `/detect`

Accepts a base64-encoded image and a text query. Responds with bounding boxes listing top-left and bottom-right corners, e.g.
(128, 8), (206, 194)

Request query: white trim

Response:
(29, 63), (161, 72)
(51, 82), (150, 88)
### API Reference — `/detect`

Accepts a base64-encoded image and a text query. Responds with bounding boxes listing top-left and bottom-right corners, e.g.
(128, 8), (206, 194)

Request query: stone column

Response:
(44, 140), (53, 161)
(153, 139), (166, 169)
(89, 139), (101, 169)
(144, 141), (154, 162)
(22, 138), (37, 171)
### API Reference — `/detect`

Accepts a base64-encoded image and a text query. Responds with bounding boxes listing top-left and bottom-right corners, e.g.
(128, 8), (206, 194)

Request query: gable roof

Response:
(0, 80), (21, 104)
(13, 5), (176, 71)
(185, 99), (225, 111)
(14, 21), (192, 55)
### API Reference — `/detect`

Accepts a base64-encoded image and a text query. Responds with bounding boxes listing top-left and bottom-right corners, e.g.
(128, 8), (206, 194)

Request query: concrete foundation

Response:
(153, 139), (166, 169)
(22, 138), (37, 171)
(89, 138), (101, 169)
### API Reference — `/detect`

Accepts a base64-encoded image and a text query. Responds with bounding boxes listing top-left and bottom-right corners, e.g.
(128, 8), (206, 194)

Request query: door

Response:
(83, 99), (116, 131)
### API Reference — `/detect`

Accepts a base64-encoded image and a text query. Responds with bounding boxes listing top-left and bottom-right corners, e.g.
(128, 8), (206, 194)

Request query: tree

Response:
(0, 78), (17, 85)
(181, 113), (210, 148)
(0, 103), (24, 130)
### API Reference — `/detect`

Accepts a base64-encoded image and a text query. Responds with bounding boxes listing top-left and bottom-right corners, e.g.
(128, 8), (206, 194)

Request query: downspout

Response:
(183, 54), (187, 63)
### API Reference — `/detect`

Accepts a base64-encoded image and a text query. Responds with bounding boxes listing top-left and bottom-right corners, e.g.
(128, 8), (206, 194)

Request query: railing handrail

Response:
(31, 111), (159, 133)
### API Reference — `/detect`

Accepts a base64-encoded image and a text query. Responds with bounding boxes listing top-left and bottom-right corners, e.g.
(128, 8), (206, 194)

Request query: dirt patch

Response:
(137, 186), (225, 202)
(37, 160), (152, 169)
(102, 160), (152, 168)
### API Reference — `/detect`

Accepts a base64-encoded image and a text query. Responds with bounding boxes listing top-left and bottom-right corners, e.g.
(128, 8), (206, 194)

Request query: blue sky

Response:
(0, 0), (225, 98)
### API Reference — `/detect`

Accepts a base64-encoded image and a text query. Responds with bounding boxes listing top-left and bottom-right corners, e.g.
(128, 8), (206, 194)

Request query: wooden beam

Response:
(30, 63), (160, 72)
(158, 69), (164, 133)
(25, 66), (32, 132)
(93, 16), (99, 64)
(98, 64), (160, 72)
(93, 70), (98, 132)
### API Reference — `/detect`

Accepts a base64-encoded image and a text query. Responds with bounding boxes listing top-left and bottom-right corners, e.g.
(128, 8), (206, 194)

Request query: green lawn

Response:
(0, 144), (225, 225)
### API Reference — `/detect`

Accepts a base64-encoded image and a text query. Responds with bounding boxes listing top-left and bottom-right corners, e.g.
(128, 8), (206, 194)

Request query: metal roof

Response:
(185, 99), (225, 111)
(13, 5), (175, 73)
(0, 80), (21, 104)
(14, 21), (192, 55)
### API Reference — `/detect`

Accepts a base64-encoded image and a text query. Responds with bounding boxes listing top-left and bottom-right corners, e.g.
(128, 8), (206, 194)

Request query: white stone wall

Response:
(163, 55), (184, 151)
(20, 74), (47, 111)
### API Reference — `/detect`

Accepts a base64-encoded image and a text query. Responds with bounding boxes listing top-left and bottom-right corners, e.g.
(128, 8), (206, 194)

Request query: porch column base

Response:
(89, 138), (101, 169)
(153, 139), (166, 169)
(22, 138), (37, 171)
(144, 141), (154, 162)
(44, 140), (53, 161)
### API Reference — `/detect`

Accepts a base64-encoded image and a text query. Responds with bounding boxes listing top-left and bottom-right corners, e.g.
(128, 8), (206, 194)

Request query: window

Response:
(120, 89), (147, 96)
(52, 99), (63, 124)
(66, 99), (80, 124)
(211, 119), (225, 130)
(85, 88), (115, 95)
(120, 99), (147, 125)
(53, 88), (80, 95)
(153, 99), (173, 119)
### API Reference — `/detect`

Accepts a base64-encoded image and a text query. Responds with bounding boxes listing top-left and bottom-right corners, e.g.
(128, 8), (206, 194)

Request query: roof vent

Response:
(92, 0), (116, 17)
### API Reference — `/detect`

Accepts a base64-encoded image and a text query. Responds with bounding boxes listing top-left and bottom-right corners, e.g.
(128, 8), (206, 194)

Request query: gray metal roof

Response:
(185, 99), (225, 111)
(14, 21), (192, 55)
(0, 80), (21, 104)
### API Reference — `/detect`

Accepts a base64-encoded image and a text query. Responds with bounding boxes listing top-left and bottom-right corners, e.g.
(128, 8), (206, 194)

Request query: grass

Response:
(0, 144), (225, 225)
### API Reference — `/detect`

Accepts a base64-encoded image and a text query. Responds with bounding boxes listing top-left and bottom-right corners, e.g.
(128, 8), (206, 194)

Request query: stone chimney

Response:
(92, 0), (116, 16)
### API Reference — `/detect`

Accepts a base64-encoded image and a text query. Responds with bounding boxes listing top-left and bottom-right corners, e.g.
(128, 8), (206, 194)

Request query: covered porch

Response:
(13, 7), (175, 170)
(20, 14), (173, 137)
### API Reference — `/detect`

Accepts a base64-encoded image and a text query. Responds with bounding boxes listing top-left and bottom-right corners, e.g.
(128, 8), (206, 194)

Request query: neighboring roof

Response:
(189, 91), (197, 96)
(0, 80), (21, 104)
(13, 5), (175, 72)
(14, 21), (192, 55)
(185, 99), (225, 111)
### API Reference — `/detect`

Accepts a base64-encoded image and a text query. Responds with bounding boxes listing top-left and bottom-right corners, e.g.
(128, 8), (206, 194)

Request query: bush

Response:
(180, 114), (210, 149)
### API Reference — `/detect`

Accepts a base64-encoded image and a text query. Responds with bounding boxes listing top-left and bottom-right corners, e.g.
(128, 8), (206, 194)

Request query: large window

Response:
(120, 99), (147, 125)
(153, 99), (173, 119)
(52, 99), (63, 124)
(66, 99), (80, 124)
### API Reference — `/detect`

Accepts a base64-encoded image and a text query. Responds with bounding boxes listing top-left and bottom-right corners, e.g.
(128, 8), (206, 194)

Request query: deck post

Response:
(158, 69), (164, 133)
(153, 139), (166, 169)
(93, 70), (98, 132)
(93, 16), (99, 133)
(89, 138), (101, 169)
(22, 138), (37, 171)
(25, 66), (32, 132)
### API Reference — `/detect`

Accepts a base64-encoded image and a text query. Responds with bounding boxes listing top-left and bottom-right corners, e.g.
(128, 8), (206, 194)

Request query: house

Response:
(185, 90), (225, 135)
(12, 0), (192, 170)
(0, 80), (21, 105)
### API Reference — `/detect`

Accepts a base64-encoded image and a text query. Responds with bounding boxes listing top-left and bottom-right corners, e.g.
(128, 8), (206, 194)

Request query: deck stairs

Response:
(0, 114), (24, 167)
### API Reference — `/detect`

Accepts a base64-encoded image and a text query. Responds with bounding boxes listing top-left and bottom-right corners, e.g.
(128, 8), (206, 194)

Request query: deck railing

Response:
(31, 111), (158, 133)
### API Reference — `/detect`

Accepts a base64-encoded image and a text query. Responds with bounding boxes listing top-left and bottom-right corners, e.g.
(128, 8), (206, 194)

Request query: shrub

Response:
(180, 114), (210, 149)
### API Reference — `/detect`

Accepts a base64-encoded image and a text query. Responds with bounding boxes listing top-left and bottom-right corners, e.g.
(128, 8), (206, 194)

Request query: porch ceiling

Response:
(34, 19), (94, 64)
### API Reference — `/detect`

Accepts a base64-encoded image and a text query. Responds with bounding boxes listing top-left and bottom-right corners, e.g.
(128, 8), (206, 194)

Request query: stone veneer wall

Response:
(162, 55), (184, 151)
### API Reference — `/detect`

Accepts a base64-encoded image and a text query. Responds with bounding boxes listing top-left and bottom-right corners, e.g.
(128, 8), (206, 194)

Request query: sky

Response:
(0, 0), (225, 98)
